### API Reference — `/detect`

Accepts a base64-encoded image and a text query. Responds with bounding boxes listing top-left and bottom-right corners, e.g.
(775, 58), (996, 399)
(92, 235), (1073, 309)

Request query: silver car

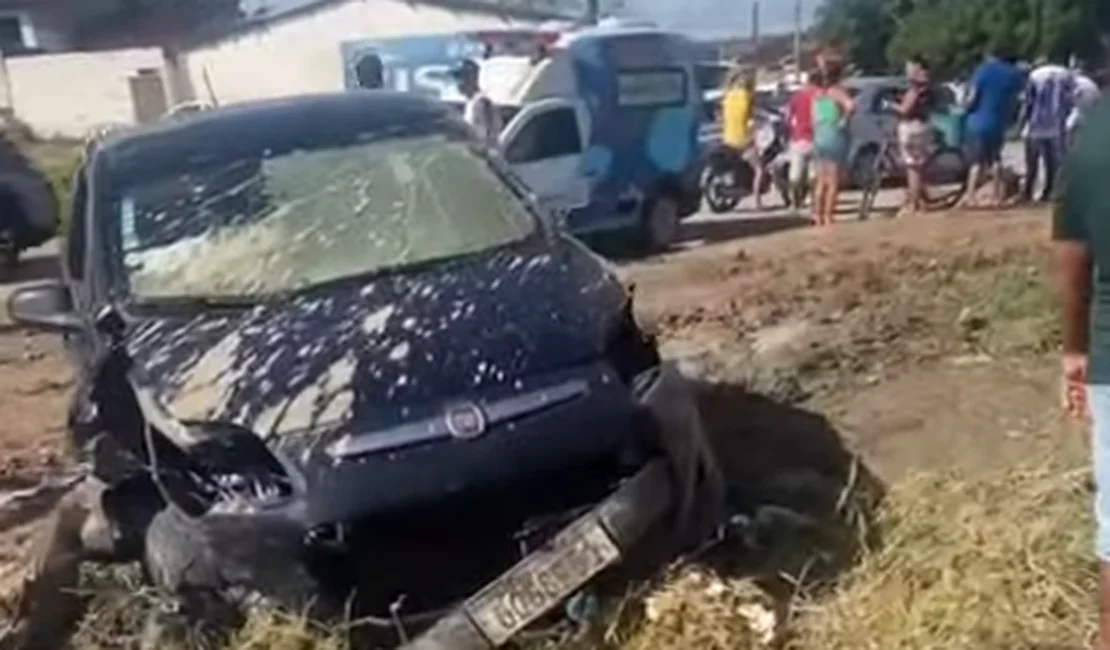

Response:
(841, 76), (961, 188)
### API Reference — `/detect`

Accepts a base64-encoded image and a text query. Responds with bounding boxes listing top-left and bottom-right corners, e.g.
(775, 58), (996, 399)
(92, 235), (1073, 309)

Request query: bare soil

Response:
(0, 207), (1080, 645)
(624, 209), (1077, 480)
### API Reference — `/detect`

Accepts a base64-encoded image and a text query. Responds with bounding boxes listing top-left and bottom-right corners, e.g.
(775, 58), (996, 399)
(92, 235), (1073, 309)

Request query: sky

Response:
(620, 0), (821, 38)
(240, 0), (822, 38)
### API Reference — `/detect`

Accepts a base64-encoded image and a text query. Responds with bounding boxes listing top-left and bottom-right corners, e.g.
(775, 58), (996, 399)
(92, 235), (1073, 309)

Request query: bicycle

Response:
(856, 128), (969, 221)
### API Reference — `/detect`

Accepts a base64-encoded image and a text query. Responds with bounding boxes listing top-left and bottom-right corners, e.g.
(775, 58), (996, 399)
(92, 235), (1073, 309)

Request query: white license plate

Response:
(464, 517), (621, 645)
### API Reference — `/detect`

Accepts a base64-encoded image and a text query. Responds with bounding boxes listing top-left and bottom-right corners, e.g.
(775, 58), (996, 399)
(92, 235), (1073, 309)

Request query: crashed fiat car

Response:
(10, 92), (717, 647)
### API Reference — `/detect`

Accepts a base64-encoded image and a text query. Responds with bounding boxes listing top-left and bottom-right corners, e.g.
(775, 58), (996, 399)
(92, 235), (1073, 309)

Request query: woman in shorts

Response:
(896, 56), (938, 217)
(811, 59), (855, 227)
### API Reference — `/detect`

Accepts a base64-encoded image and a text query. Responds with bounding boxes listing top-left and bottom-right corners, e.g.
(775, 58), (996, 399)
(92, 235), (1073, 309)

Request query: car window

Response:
(872, 86), (905, 113)
(113, 134), (537, 301)
(67, 171), (88, 280)
(503, 107), (581, 164)
(696, 64), (729, 93)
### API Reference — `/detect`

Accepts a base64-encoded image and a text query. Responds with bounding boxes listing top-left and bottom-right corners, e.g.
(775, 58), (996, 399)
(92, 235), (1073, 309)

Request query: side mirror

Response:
(7, 282), (82, 332)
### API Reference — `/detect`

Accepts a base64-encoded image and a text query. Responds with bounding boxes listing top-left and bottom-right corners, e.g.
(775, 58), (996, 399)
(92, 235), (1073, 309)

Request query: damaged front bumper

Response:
(403, 459), (673, 650)
(403, 362), (719, 649)
(142, 363), (715, 648)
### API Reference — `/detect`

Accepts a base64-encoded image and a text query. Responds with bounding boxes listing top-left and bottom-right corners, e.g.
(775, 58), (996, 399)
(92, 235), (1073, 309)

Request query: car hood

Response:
(125, 236), (627, 446)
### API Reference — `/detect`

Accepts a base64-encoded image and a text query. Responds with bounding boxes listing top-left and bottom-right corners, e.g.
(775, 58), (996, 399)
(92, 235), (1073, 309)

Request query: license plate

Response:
(464, 517), (621, 645)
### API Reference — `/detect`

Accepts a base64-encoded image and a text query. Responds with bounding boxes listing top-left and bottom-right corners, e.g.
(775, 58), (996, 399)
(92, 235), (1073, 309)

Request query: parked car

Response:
(9, 91), (704, 645)
(841, 76), (963, 188)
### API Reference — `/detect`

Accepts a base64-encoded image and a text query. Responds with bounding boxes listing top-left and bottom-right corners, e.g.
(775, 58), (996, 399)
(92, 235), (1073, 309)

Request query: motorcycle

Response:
(0, 137), (59, 278)
(701, 108), (794, 214)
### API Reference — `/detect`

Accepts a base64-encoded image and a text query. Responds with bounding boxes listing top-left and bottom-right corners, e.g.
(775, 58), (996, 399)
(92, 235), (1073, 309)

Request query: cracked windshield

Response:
(120, 135), (535, 299)
(2, 0), (1110, 650)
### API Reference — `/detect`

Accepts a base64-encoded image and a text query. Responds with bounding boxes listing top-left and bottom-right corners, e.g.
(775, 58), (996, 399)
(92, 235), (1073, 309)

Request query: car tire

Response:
(0, 135), (59, 250)
(641, 195), (680, 253)
(701, 166), (741, 214)
(921, 146), (969, 211)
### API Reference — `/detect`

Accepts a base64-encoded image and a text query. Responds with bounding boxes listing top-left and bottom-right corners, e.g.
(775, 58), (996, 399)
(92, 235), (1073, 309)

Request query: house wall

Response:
(6, 47), (167, 138)
(185, 0), (539, 105)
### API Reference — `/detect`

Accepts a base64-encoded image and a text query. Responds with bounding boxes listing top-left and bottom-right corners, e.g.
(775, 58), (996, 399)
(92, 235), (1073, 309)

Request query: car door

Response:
(499, 98), (591, 225)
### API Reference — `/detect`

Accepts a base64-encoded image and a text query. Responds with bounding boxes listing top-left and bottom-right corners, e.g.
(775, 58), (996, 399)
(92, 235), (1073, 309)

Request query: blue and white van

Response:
(342, 22), (703, 250)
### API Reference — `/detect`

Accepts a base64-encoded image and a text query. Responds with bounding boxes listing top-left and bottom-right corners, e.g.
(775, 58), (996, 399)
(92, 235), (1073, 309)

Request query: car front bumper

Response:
(165, 364), (701, 629)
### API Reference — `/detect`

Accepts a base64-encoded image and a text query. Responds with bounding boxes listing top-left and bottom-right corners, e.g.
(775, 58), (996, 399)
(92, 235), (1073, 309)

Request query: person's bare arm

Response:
(897, 88), (918, 118)
(1058, 241), (1092, 355)
(835, 88), (856, 115)
(1054, 153), (1094, 418)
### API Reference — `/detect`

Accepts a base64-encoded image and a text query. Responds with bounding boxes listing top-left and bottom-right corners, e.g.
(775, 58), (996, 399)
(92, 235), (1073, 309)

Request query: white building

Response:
(178, 0), (563, 106)
(0, 0), (567, 138)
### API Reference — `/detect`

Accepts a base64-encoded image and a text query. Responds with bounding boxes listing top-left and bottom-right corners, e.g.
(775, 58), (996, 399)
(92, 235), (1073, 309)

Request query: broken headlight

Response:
(152, 423), (295, 515)
(604, 299), (660, 385)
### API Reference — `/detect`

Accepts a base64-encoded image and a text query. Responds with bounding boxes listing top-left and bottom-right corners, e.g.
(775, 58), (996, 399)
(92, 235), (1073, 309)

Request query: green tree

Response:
(813, 0), (901, 73)
(889, 0), (1103, 78)
(818, 0), (1110, 78)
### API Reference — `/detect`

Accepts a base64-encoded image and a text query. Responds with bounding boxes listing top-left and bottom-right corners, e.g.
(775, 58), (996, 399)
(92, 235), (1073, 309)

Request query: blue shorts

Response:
(966, 129), (1004, 166)
(1089, 384), (1110, 560)
(814, 132), (849, 165)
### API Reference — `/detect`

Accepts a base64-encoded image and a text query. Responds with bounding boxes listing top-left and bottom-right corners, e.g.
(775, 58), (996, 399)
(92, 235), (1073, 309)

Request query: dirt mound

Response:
(629, 212), (1053, 398)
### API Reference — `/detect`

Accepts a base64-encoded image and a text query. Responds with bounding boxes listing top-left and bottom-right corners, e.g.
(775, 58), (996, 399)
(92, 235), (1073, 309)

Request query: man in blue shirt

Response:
(960, 48), (1025, 209)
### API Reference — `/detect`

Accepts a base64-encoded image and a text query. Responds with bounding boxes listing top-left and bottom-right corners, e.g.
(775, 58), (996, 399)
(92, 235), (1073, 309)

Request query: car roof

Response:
(558, 23), (685, 47)
(843, 76), (905, 89)
(92, 91), (460, 180)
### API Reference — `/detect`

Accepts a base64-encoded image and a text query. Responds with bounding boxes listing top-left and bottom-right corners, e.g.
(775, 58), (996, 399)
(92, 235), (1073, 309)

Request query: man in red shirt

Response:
(785, 71), (820, 210)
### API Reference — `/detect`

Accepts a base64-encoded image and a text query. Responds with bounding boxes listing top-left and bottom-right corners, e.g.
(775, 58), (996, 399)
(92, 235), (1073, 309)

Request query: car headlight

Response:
(150, 422), (295, 515)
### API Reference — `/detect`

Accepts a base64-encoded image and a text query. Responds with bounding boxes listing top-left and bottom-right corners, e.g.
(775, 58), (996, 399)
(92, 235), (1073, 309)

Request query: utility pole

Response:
(793, 0), (803, 83)
(585, 0), (600, 25)
(751, 0), (761, 52)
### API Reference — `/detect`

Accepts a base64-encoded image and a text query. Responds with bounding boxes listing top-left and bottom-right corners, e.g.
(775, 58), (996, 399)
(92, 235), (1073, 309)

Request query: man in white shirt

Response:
(1070, 68), (1103, 136)
(451, 59), (502, 149)
(1020, 58), (1074, 202)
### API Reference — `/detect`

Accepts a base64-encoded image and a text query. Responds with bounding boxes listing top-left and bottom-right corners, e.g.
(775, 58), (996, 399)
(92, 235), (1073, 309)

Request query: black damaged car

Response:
(10, 92), (717, 648)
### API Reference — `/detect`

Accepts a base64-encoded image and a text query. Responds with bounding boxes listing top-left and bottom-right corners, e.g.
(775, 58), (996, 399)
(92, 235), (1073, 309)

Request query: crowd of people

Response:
(719, 45), (1104, 226)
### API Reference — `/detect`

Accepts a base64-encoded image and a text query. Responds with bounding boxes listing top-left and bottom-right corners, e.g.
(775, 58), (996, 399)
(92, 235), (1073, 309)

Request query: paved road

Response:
(676, 140), (1028, 250)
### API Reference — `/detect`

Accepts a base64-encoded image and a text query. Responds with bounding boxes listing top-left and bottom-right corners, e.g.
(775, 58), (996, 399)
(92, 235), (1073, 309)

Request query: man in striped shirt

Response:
(1021, 57), (1075, 203)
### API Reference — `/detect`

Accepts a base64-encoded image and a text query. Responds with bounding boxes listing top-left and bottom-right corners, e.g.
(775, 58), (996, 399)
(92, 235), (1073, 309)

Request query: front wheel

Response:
(641, 195), (680, 253)
(701, 166), (742, 214)
(921, 147), (969, 211)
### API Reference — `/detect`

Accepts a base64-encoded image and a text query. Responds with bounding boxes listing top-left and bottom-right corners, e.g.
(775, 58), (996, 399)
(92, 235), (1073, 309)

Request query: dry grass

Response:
(210, 459), (1095, 650)
(791, 464), (1097, 650)
(617, 462), (1097, 650)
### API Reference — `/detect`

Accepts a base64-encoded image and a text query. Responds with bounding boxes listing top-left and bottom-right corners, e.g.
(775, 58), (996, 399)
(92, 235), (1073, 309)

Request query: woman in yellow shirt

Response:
(721, 68), (765, 210)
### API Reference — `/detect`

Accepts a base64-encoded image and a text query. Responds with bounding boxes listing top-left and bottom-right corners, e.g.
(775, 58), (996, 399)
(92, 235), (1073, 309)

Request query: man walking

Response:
(1069, 63), (1103, 142)
(784, 71), (819, 211)
(1021, 57), (1074, 203)
(960, 48), (1024, 209)
(451, 59), (501, 149)
(1055, 32), (1110, 650)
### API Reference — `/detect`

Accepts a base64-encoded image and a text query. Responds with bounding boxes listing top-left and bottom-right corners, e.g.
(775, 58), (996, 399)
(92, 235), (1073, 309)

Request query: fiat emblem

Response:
(445, 402), (487, 440)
